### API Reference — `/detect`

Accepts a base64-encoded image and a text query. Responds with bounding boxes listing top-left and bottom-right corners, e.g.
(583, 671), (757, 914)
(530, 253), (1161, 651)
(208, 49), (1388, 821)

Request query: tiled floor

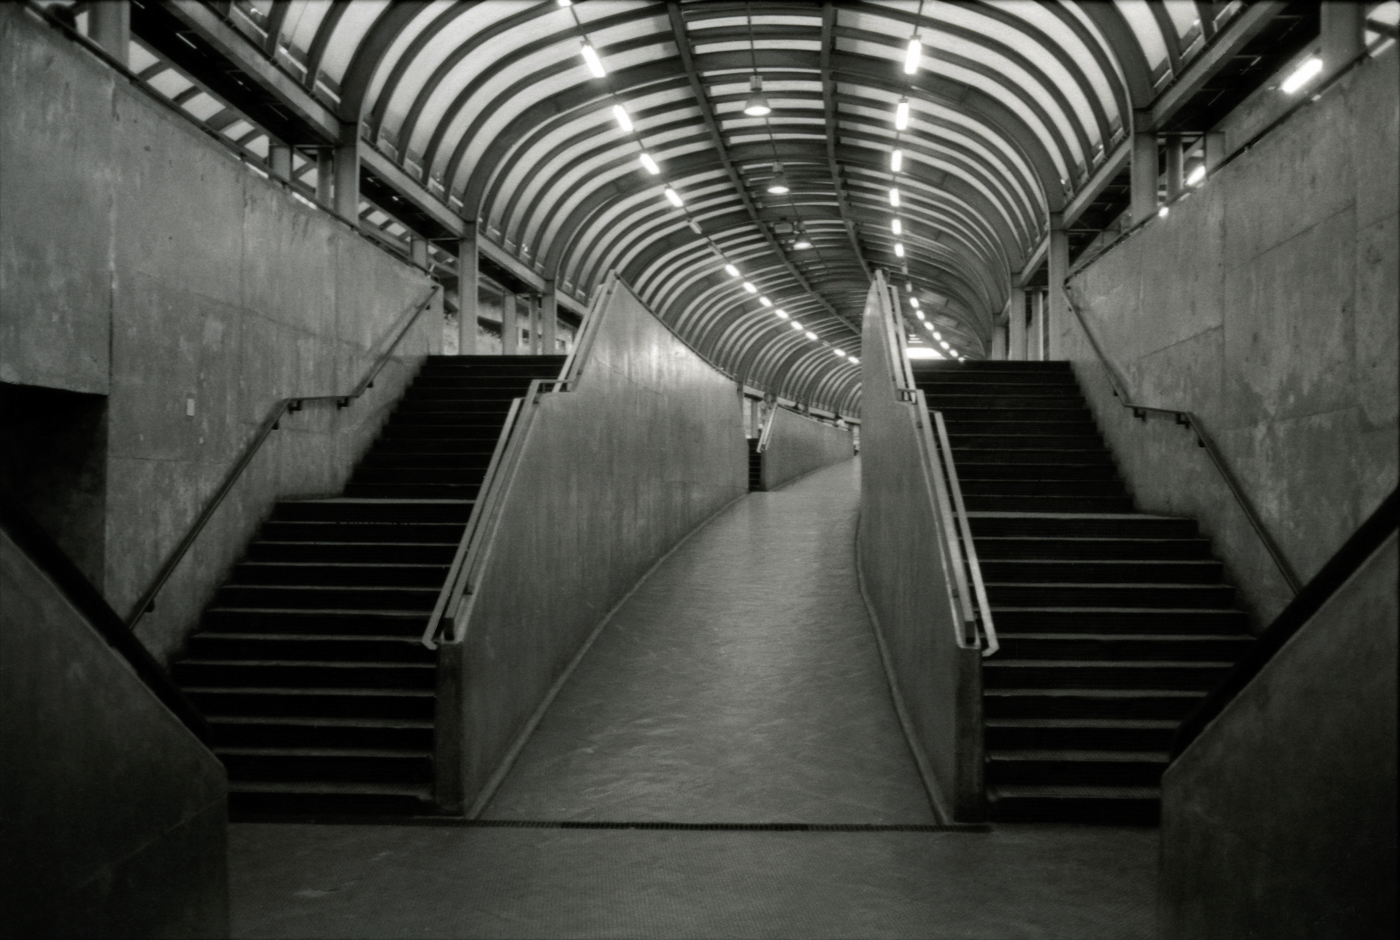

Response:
(228, 459), (1158, 939)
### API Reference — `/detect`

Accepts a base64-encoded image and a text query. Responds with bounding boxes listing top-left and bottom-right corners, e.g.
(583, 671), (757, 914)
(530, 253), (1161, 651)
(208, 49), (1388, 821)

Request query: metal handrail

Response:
(125, 284), (440, 631)
(1063, 287), (1301, 594)
(874, 274), (995, 653)
(422, 278), (619, 650)
(755, 406), (778, 454)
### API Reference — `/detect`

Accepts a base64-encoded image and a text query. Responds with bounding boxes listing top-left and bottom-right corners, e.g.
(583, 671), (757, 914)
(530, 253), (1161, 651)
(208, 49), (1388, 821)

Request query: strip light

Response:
(664, 187), (684, 207)
(894, 243), (905, 257)
(639, 153), (660, 175)
(580, 43), (606, 78)
(889, 188), (901, 207)
(759, 296), (773, 307)
(775, 309), (789, 319)
(904, 38), (922, 74)
(805, 331), (818, 341)
(612, 104), (632, 132)
(890, 149), (903, 173)
(724, 264), (740, 277)
(891, 219), (902, 235)
(895, 98), (910, 130)
(1281, 57), (1324, 94)
(743, 281), (758, 294)
(1186, 165), (1206, 186)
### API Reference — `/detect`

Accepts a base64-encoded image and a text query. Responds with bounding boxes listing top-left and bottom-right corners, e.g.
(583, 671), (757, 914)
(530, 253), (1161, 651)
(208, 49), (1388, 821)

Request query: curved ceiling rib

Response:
(242, 0), (1210, 410)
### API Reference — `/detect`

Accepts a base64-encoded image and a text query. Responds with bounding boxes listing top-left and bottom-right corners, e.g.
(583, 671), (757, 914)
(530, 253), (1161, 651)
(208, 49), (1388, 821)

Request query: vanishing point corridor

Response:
(228, 461), (1155, 939)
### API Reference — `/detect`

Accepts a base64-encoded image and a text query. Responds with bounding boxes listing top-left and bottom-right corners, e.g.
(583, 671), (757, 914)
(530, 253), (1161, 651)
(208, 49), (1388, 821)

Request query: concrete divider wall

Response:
(856, 277), (982, 822)
(1160, 532), (1397, 939)
(1057, 47), (1398, 625)
(1, 529), (229, 938)
(0, 6), (439, 662)
(442, 277), (747, 812)
(759, 407), (854, 491)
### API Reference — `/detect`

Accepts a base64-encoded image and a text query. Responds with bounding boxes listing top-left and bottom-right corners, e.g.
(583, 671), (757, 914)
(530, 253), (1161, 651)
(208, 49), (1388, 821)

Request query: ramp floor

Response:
(229, 459), (1157, 938)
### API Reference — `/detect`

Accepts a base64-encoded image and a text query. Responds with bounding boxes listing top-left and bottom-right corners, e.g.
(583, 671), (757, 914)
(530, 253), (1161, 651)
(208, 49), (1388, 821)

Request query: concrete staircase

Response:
(748, 438), (762, 492)
(914, 360), (1254, 825)
(173, 355), (565, 817)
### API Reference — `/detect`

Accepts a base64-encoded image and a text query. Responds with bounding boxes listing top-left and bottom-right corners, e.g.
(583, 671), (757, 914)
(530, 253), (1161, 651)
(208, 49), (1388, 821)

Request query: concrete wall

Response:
(759, 407), (854, 491)
(1056, 47), (1398, 625)
(0, 6), (439, 662)
(0, 528), (229, 938)
(857, 278), (982, 823)
(1160, 532), (1397, 939)
(441, 277), (747, 813)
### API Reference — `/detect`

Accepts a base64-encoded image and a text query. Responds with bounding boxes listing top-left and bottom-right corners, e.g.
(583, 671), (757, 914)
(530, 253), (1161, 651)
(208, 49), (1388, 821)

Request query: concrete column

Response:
(410, 236), (428, 269)
(1008, 286), (1026, 361)
(1321, 3), (1365, 77)
(991, 321), (1007, 360)
(541, 280), (558, 355)
(268, 142), (292, 182)
(1131, 111), (1158, 225)
(457, 225), (478, 356)
(502, 290), (519, 356)
(333, 126), (359, 222)
(1028, 291), (1045, 361)
(90, 1), (130, 67)
(1203, 130), (1227, 173)
(1047, 213), (1069, 361)
(315, 150), (334, 205)
(1165, 137), (1184, 201)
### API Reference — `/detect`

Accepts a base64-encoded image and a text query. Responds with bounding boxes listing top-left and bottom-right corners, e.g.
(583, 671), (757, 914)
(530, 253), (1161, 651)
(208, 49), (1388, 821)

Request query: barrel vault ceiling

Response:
(44, 0), (1389, 412)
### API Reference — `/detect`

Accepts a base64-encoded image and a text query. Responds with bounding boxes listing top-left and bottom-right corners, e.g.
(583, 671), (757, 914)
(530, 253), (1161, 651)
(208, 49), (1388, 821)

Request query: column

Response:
(1008, 286), (1026, 361)
(316, 149), (335, 205)
(1047, 213), (1069, 361)
(1321, 3), (1364, 79)
(333, 125), (359, 222)
(1028, 290), (1045, 361)
(457, 225), (478, 355)
(268, 141), (292, 182)
(90, 1), (130, 67)
(541, 280), (559, 355)
(1164, 137), (1184, 202)
(501, 289), (519, 355)
(1130, 110), (1158, 225)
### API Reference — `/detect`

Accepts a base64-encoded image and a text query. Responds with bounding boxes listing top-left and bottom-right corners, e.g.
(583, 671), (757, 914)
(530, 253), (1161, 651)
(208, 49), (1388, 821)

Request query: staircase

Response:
(173, 354), (565, 817)
(748, 438), (763, 491)
(913, 360), (1254, 825)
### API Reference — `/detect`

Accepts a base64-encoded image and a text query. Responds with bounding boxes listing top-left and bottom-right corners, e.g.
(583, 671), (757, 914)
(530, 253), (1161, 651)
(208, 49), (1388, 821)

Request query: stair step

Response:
(258, 520), (464, 543)
(174, 659), (436, 690)
(985, 582), (1235, 608)
(270, 499), (474, 523)
(951, 448), (1115, 465)
(969, 514), (1199, 539)
(230, 562), (449, 588)
(987, 750), (1170, 787)
(184, 687), (435, 720)
(959, 480), (1128, 498)
(216, 747), (433, 785)
(187, 633), (434, 663)
(990, 608), (1247, 633)
(202, 608), (428, 636)
(982, 659), (1233, 690)
(350, 466), (488, 484)
(245, 541), (457, 565)
(209, 716), (434, 749)
(955, 462), (1120, 481)
(993, 633), (1254, 661)
(214, 584), (439, 611)
(973, 537), (1214, 561)
(987, 786), (1161, 824)
(964, 495), (1135, 513)
(358, 451), (496, 469)
(980, 559), (1224, 584)
(985, 718), (1179, 751)
(984, 688), (1207, 720)
(227, 780), (437, 817)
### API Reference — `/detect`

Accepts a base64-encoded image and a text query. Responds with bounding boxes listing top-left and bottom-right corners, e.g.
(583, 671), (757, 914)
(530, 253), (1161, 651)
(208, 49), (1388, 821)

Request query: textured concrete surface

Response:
(1161, 534), (1398, 939)
(0, 529), (228, 938)
(1060, 46), (1398, 626)
(0, 7), (439, 663)
(759, 407), (854, 492)
(227, 460), (1156, 938)
(228, 823), (1157, 940)
(440, 277), (747, 812)
(483, 458), (931, 825)
(859, 279), (983, 822)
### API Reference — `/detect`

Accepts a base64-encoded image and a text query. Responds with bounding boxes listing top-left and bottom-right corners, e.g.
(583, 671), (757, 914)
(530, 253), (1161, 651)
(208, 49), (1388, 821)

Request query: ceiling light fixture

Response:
(775, 309), (789, 319)
(743, 281), (758, 294)
(891, 218), (902, 235)
(1281, 56), (1324, 94)
(834, 349), (846, 357)
(904, 37), (922, 75)
(744, 75), (772, 116)
(848, 356), (859, 364)
(759, 296), (773, 307)
(612, 104), (632, 132)
(791, 321), (803, 331)
(793, 235), (813, 250)
(890, 149), (903, 172)
(895, 98), (910, 130)
(1158, 205), (1169, 218)
(910, 297), (919, 308)
(664, 188), (684, 207)
(580, 43), (606, 78)
(889, 188), (901, 207)
(639, 153), (660, 175)
(767, 163), (790, 194)
(724, 264), (740, 277)
(894, 243), (905, 257)
(1186, 165), (1206, 186)
(916, 310), (926, 320)
(805, 331), (818, 341)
